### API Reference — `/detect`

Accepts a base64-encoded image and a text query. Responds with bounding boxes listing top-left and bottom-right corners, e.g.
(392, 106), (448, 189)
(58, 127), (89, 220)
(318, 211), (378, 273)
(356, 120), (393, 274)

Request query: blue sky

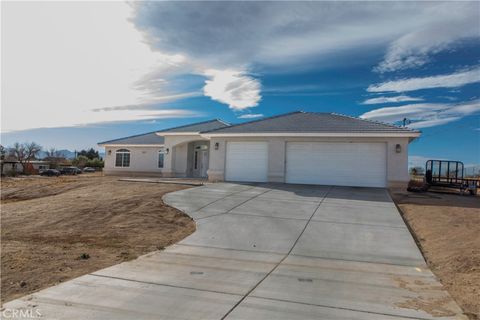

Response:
(2, 1), (479, 167)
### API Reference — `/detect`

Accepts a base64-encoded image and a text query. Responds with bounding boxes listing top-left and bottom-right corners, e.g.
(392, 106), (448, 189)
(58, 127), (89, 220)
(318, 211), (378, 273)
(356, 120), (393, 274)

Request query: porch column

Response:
(161, 142), (175, 178)
(207, 138), (226, 181)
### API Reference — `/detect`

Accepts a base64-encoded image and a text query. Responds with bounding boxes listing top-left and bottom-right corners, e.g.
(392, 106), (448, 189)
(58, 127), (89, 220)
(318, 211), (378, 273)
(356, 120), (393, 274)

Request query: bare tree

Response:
(0, 144), (5, 175)
(9, 142), (42, 174)
(44, 147), (65, 168)
(46, 147), (61, 158)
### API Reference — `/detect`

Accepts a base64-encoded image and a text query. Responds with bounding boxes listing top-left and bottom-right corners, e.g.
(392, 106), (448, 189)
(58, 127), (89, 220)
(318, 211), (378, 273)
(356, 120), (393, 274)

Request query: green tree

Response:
(86, 158), (104, 168)
(78, 148), (99, 160)
(72, 155), (89, 168)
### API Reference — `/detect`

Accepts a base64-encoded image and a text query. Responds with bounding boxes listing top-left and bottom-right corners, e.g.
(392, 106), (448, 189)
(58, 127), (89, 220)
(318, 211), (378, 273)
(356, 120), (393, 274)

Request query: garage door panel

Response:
(226, 142), (268, 182)
(286, 142), (386, 187)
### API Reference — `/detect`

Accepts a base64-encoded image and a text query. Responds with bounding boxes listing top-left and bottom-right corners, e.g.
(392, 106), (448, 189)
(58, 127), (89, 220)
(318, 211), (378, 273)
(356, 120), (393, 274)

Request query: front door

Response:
(193, 145), (209, 178)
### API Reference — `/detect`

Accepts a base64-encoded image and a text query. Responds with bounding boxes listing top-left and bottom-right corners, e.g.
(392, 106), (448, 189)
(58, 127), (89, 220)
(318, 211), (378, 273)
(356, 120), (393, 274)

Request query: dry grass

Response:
(1, 174), (195, 303)
(391, 189), (480, 320)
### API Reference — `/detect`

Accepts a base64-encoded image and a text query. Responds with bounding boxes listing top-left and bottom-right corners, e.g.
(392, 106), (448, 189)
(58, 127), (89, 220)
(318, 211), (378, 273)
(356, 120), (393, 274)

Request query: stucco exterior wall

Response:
(103, 134), (209, 177)
(207, 136), (412, 187)
(161, 135), (208, 177)
(103, 146), (163, 176)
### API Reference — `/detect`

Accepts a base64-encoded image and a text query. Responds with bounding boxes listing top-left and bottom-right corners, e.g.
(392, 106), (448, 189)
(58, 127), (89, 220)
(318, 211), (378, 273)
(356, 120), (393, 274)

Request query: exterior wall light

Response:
(214, 142), (219, 150)
(395, 144), (402, 153)
(108, 150), (112, 155)
(165, 148), (169, 154)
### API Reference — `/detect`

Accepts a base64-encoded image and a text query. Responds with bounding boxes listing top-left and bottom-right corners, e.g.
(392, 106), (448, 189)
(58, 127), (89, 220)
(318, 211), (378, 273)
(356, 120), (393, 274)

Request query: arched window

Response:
(115, 149), (130, 167)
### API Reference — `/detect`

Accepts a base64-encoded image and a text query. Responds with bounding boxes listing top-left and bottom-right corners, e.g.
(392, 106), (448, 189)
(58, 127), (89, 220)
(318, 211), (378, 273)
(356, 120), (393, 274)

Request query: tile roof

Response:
(98, 119), (229, 145)
(202, 111), (419, 134)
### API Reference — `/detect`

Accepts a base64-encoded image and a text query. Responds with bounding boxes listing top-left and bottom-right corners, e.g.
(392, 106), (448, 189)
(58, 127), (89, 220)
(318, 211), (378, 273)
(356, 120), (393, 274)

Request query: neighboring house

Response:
(98, 111), (420, 188)
(1, 160), (50, 175)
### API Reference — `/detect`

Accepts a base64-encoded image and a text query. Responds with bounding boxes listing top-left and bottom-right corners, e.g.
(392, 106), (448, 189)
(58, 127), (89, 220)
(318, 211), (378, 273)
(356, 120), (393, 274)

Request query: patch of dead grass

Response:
(1, 175), (195, 303)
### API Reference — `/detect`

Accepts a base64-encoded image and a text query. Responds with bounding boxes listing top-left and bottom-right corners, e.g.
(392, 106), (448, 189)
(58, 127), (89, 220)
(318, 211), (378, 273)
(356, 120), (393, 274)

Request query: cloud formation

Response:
(203, 70), (261, 110)
(2, 2), (199, 132)
(238, 114), (264, 119)
(367, 67), (480, 93)
(360, 100), (480, 128)
(132, 2), (479, 69)
(375, 2), (479, 73)
(362, 95), (423, 105)
(130, 2), (479, 111)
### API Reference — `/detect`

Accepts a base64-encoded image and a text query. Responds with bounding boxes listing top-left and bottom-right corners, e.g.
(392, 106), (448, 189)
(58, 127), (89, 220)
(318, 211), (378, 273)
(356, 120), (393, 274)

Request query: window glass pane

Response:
(158, 153), (164, 168)
(115, 153), (122, 166)
(123, 153), (130, 167)
(194, 151), (198, 169)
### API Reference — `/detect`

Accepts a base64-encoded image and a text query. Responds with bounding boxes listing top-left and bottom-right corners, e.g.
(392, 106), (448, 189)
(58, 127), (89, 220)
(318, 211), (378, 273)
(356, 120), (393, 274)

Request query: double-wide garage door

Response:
(286, 142), (387, 187)
(225, 141), (387, 187)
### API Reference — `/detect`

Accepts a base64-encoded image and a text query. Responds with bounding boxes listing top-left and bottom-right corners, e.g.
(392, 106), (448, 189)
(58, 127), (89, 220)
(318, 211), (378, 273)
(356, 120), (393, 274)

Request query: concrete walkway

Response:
(5, 183), (466, 319)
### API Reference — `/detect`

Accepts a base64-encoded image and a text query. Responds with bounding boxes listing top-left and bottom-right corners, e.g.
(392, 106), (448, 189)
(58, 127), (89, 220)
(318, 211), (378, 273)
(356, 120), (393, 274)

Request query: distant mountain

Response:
(38, 149), (105, 160)
(38, 149), (76, 159)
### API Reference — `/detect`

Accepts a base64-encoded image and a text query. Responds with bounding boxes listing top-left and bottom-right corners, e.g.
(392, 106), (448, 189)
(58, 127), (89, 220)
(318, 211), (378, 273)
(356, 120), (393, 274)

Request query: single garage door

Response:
(286, 142), (387, 187)
(225, 141), (268, 182)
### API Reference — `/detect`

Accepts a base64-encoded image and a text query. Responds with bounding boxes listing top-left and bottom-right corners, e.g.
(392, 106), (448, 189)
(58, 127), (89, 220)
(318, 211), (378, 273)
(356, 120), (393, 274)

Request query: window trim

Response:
(158, 148), (166, 169)
(115, 149), (131, 168)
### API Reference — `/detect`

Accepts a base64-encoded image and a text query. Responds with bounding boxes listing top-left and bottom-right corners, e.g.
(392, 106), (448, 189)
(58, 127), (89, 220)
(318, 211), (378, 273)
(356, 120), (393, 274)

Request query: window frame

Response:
(158, 148), (166, 169)
(115, 149), (131, 168)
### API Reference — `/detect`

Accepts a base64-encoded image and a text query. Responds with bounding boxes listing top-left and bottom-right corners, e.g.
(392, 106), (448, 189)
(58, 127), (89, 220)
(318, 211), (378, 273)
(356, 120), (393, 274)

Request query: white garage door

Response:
(286, 142), (387, 187)
(225, 142), (268, 182)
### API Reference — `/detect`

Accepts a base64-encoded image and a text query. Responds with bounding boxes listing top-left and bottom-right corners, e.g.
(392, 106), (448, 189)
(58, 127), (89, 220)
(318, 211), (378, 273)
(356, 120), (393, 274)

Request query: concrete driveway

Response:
(5, 183), (466, 319)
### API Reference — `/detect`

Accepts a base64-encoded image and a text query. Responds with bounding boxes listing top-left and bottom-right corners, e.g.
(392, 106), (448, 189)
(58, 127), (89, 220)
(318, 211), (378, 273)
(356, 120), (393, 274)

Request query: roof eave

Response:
(155, 131), (201, 136)
(201, 132), (421, 138)
(98, 143), (165, 147)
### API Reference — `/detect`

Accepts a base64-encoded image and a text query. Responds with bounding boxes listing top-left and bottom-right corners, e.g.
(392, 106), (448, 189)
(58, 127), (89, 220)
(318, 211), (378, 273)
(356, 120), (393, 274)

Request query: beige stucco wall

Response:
(162, 135), (209, 177)
(103, 134), (209, 177)
(207, 136), (412, 187)
(103, 146), (164, 176)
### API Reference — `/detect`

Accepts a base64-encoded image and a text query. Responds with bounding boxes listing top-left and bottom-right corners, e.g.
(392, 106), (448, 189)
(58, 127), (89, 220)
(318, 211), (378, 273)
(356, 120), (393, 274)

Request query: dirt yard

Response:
(0, 174), (195, 303)
(390, 188), (480, 320)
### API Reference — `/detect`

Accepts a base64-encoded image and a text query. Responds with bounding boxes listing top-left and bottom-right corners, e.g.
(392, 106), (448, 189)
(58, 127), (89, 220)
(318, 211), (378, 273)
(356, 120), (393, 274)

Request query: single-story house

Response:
(1, 160), (50, 175)
(98, 111), (420, 188)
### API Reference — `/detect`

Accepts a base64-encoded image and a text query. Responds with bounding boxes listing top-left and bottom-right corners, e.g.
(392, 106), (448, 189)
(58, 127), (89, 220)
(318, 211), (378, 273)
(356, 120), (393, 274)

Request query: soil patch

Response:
(1, 175), (195, 303)
(390, 188), (480, 319)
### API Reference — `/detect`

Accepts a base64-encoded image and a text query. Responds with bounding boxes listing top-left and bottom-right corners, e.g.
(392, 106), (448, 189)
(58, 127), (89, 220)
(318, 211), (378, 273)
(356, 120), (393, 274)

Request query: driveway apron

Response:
(5, 183), (466, 319)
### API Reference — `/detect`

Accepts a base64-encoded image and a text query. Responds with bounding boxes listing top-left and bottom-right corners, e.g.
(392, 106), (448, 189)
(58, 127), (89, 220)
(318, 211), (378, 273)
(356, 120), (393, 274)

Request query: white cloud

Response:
(238, 114), (264, 119)
(376, 2), (479, 73)
(132, 2), (479, 70)
(367, 67), (480, 93)
(2, 2), (197, 132)
(361, 103), (450, 122)
(360, 100), (480, 128)
(408, 117), (461, 129)
(203, 69), (261, 110)
(362, 95), (423, 105)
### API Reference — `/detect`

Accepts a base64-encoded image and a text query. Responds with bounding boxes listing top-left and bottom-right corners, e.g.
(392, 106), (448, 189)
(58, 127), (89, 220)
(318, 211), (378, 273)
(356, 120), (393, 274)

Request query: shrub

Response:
(407, 179), (428, 192)
(86, 158), (104, 168)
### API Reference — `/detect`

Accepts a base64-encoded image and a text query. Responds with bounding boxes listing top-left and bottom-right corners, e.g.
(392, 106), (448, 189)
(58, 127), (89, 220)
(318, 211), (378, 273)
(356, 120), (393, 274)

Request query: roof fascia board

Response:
(156, 132), (201, 136)
(98, 144), (165, 147)
(201, 132), (421, 138)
